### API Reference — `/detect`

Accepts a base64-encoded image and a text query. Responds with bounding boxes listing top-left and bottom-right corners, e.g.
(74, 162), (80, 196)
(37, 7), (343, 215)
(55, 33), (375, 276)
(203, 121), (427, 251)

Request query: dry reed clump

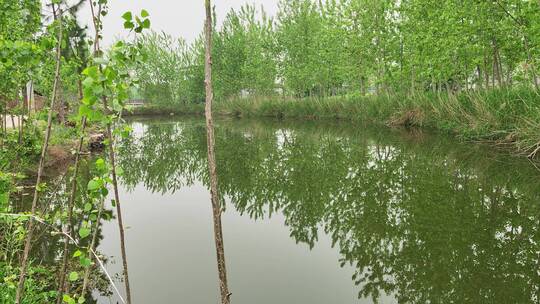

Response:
(514, 117), (540, 158)
(469, 93), (499, 129)
(387, 107), (425, 127)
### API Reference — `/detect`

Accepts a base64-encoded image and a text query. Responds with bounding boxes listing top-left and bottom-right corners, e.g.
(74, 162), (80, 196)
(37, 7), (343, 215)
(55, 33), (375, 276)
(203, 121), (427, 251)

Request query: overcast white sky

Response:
(76, 0), (279, 45)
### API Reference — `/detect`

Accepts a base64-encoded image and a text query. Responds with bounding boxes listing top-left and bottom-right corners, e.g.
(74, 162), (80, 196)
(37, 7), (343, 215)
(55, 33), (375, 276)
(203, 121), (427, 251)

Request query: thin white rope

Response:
(0, 213), (126, 304)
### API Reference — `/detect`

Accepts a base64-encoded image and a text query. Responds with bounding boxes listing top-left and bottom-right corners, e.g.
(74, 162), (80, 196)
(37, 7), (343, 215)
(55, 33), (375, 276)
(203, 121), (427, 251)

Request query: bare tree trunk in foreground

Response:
(204, 1), (231, 303)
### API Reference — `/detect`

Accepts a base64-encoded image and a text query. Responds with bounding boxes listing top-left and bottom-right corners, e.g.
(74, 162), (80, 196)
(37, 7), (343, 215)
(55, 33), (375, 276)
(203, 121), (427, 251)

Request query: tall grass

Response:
(130, 88), (540, 158)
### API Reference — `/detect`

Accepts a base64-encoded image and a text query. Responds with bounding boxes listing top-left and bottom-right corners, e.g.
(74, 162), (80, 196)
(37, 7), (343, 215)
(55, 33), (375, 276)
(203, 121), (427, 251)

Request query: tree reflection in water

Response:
(117, 117), (540, 303)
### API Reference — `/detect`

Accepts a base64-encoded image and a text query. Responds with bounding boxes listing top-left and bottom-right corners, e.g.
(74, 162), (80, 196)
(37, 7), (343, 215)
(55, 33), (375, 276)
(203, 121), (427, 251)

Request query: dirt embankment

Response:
(44, 145), (73, 172)
(23, 132), (106, 181)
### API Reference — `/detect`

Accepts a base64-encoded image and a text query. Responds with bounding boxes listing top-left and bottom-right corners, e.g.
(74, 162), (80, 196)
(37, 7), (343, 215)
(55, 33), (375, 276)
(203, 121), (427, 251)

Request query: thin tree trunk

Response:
(204, 1), (231, 303)
(58, 83), (65, 124)
(87, 2), (132, 303)
(2, 103), (6, 146)
(483, 54), (490, 89)
(55, 116), (87, 304)
(496, 48), (504, 87)
(493, 49), (498, 87)
(15, 5), (63, 303)
(19, 88), (24, 144)
(104, 103), (132, 304)
(81, 197), (105, 298)
(506, 65), (512, 87)
(19, 113), (23, 143)
(78, 79), (83, 101)
(477, 65), (482, 90)
(4, 106), (6, 134)
(491, 59), (496, 89)
(0, 104), (4, 147)
(524, 38), (539, 90)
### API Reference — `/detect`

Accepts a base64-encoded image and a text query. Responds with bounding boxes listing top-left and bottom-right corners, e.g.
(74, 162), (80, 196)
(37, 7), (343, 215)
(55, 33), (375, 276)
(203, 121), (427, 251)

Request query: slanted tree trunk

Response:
(15, 5), (63, 304)
(204, 1), (231, 303)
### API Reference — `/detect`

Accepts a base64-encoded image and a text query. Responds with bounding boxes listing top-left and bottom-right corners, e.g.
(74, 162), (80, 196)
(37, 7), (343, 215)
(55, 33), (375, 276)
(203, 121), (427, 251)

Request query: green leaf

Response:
(80, 257), (92, 267)
(141, 9), (149, 17)
(124, 21), (134, 29)
(92, 85), (104, 95)
(73, 250), (82, 258)
(121, 11), (132, 21)
(84, 203), (92, 212)
(79, 227), (91, 239)
(116, 167), (124, 176)
(95, 158), (106, 170)
(78, 296), (86, 304)
(68, 271), (79, 282)
(87, 180), (100, 191)
(0, 192), (9, 206)
(82, 66), (99, 78)
(78, 104), (92, 117)
(142, 19), (151, 29)
(36, 182), (47, 192)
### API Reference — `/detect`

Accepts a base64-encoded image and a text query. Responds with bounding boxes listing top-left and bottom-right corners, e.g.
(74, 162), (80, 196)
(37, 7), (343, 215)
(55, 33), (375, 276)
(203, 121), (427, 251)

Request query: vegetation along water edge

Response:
(128, 88), (540, 160)
(126, 0), (540, 160)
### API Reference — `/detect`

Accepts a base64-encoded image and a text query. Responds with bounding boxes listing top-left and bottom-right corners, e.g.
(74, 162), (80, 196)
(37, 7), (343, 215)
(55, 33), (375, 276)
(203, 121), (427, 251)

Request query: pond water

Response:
(94, 116), (540, 303)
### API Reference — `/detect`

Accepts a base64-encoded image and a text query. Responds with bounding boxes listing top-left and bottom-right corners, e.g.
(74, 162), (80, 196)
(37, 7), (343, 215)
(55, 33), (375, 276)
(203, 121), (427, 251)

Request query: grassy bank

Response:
(127, 103), (206, 116)
(128, 88), (540, 158)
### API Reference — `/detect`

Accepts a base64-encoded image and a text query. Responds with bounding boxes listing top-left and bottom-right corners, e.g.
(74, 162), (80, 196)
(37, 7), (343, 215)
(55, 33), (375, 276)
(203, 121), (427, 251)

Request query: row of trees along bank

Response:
(134, 0), (540, 104)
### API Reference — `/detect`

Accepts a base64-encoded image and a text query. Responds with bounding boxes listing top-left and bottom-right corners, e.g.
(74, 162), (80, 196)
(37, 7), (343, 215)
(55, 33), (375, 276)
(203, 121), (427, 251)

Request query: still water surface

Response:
(96, 117), (540, 303)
